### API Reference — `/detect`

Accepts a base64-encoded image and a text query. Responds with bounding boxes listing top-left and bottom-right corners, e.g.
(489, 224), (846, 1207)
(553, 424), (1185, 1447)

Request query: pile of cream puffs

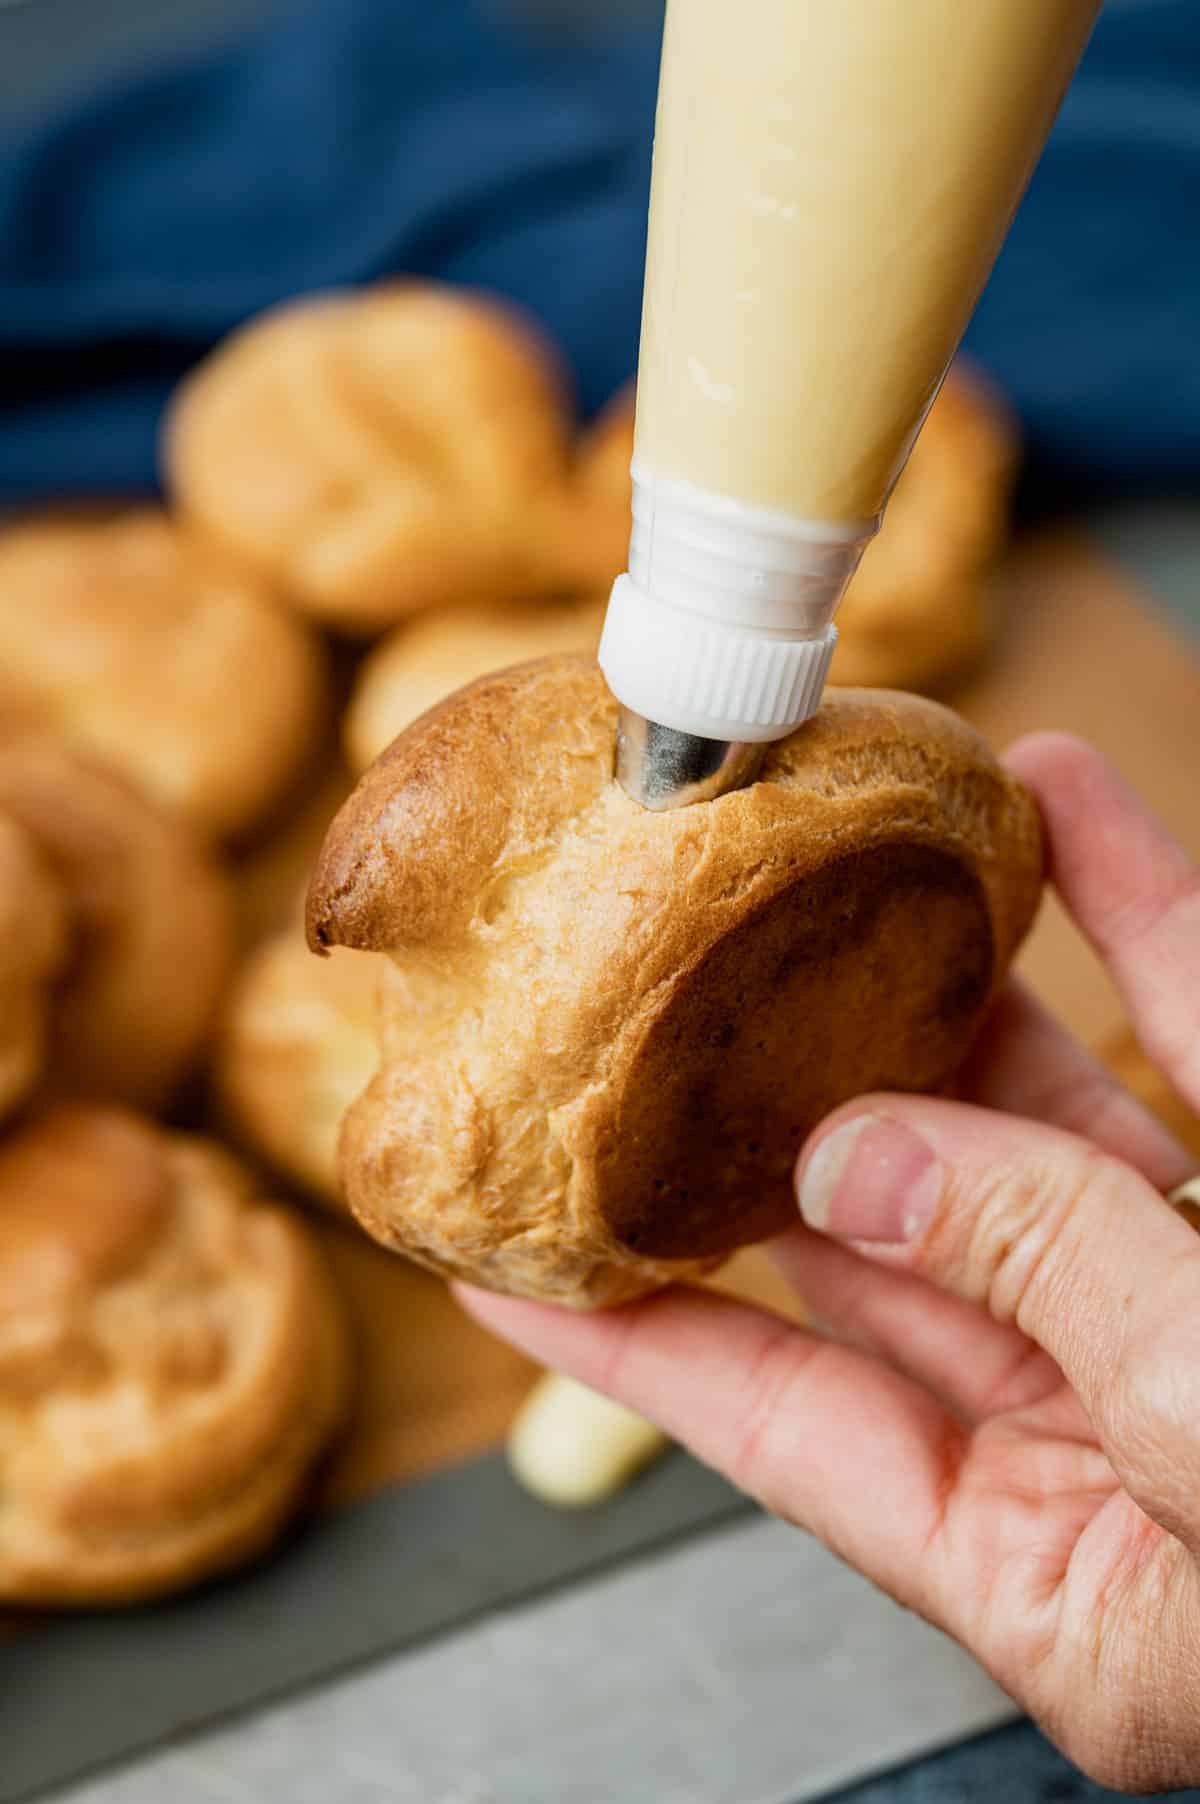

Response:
(0, 281), (1023, 1604)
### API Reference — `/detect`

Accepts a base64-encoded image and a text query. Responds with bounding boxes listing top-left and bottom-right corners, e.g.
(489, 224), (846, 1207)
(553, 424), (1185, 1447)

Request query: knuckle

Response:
(727, 1323), (823, 1511)
(1125, 864), (1200, 958)
(596, 1293), (672, 1400)
(1126, 1328), (1200, 1446)
(929, 1144), (1124, 1331)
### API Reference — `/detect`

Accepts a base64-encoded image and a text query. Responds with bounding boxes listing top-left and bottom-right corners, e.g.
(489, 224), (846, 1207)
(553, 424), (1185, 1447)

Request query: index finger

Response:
(1005, 733), (1200, 1111)
(455, 1281), (964, 1634)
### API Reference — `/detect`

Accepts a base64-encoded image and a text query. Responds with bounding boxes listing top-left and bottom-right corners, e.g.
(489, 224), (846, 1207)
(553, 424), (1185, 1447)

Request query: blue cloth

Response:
(826, 1718), (1200, 1804)
(0, 0), (657, 503)
(0, 0), (1198, 507)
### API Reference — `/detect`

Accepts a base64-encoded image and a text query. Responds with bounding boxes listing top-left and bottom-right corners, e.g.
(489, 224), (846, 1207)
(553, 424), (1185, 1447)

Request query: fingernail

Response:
(798, 1115), (941, 1244)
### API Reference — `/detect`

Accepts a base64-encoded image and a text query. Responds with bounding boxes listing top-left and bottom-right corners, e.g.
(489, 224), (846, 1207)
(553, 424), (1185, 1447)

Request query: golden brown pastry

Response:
(232, 758), (357, 954)
(0, 508), (328, 842)
(0, 737), (234, 1110)
(0, 1105), (350, 1605)
(0, 814), (68, 1122)
(217, 920), (383, 1209)
(166, 283), (632, 634)
(829, 364), (1017, 692)
(308, 657), (1043, 1307)
(344, 596), (606, 773)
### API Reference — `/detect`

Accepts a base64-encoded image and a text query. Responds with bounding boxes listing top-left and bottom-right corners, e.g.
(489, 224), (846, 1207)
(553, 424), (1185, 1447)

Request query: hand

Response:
(459, 733), (1200, 1793)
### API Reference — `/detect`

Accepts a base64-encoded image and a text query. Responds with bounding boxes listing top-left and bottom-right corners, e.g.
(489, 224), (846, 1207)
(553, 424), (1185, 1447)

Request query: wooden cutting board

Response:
(307, 528), (1200, 1507)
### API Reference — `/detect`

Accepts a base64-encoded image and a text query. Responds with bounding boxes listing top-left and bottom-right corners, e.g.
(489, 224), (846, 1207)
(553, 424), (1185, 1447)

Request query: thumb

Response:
(796, 1099), (1200, 1550)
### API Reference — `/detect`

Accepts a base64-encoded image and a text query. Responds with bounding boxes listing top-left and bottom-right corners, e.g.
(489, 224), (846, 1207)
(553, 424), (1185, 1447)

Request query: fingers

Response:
(768, 1224), (1066, 1424)
(796, 1096), (1200, 1551)
(455, 1281), (966, 1634)
(956, 980), (1194, 1195)
(1005, 733), (1200, 1111)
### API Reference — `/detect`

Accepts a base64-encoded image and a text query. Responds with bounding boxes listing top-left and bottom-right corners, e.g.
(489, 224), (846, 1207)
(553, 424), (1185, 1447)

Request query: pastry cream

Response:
(601, 0), (1099, 751)
(634, 0), (1100, 526)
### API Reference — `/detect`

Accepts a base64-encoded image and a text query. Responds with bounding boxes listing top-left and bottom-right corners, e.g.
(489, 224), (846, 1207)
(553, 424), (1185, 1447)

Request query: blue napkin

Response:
(0, 0), (1197, 508)
(829, 1718), (1200, 1804)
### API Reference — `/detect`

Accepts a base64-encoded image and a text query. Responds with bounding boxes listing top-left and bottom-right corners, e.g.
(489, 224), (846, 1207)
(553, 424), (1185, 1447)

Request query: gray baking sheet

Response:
(26, 1513), (1019, 1804)
(0, 1450), (751, 1803)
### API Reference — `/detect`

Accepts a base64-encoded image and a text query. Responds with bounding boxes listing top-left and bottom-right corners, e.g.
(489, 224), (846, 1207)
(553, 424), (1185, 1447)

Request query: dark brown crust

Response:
(308, 658), (1043, 1306)
(603, 842), (993, 1260)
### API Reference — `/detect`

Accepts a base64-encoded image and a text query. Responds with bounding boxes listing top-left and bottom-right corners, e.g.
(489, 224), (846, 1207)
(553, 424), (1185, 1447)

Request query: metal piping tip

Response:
(615, 708), (765, 810)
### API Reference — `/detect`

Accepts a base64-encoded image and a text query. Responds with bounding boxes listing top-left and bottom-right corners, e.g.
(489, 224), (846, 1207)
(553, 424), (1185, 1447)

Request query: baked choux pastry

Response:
(218, 920), (383, 1209)
(308, 658), (1043, 1307)
(0, 1105), (350, 1605)
(0, 738), (234, 1110)
(166, 284), (632, 634)
(0, 814), (68, 1123)
(344, 596), (606, 774)
(0, 508), (328, 842)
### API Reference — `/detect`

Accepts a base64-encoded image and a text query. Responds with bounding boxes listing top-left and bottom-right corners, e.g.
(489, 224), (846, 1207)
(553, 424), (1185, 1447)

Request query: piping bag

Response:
(599, 0), (1101, 811)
